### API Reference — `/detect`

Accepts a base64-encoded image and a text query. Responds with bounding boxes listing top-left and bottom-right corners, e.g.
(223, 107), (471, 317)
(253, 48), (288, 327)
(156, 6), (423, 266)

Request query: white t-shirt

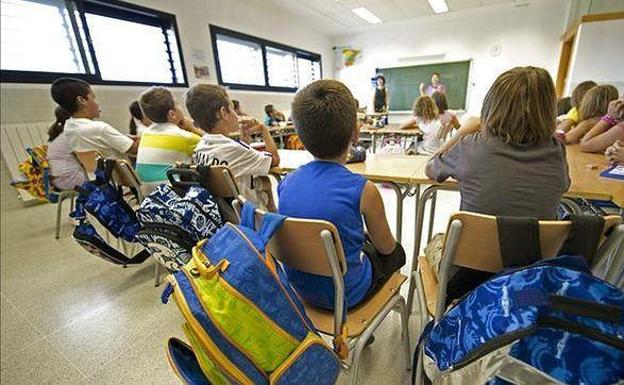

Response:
(64, 117), (133, 158)
(415, 117), (443, 155)
(193, 134), (273, 207)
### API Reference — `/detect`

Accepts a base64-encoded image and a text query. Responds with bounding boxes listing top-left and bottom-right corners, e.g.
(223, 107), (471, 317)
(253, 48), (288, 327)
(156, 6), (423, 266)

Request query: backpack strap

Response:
(496, 216), (541, 268)
(558, 215), (605, 264)
(241, 201), (257, 229)
(241, 201), (286, 245)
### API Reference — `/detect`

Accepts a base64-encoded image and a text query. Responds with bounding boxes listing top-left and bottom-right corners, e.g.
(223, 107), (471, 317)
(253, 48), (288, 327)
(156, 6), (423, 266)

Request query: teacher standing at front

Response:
(372, 75), (389, 113)
(420, 72), (447, 96)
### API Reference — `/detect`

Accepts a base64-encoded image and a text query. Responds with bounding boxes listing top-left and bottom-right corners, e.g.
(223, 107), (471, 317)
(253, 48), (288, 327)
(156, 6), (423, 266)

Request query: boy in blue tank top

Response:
(278, 80), (406, 310)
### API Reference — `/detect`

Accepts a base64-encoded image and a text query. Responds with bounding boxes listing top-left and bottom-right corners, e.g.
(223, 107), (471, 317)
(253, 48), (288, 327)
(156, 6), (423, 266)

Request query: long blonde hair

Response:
(413, 96), (438, 122)
(579, 84), (619, 120)
(481, 66), (557, 145)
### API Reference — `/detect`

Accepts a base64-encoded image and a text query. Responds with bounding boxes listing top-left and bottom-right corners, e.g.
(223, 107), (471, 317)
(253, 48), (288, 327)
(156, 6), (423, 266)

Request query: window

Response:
(0, 0), (187, 86)
(211, 25), (322, 92)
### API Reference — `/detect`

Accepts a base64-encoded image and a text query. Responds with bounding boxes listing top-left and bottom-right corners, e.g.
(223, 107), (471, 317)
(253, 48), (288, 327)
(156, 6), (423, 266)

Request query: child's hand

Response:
(606, 98), (624, 122)
(606, 140), (624, 164)
(419, 83), (425, 93)
(178, 117), (195, 132)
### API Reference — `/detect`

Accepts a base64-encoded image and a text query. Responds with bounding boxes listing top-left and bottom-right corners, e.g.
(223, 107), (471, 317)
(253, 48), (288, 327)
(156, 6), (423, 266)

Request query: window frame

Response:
(210, 25), (322, 93)
(0, 0), (188, 87)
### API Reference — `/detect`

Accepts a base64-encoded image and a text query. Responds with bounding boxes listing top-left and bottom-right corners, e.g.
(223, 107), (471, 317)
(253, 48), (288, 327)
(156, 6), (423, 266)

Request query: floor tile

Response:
(0, 294), (45, 361)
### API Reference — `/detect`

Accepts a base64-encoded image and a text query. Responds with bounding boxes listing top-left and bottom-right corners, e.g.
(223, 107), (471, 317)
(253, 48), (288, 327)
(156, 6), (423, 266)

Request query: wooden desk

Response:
(565, 145), (623, 206)
(360, 124), (422, 153)
(273, 150), (429, 242)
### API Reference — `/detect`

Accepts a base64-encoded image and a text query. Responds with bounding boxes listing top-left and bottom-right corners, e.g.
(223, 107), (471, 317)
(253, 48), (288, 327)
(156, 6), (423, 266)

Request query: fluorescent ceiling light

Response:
(352, 7), (382, 24)
(427, 0), (449, 14)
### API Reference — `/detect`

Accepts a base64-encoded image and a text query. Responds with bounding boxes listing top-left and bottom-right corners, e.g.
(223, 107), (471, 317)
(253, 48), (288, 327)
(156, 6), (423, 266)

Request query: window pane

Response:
(216, 34), (265, 86)
(266, 46), (296, 88)
(0, 0), (85, 73)
(296, 57), (321, 88)
(86, 13), (172, 83)
(166, 28), (185, 84)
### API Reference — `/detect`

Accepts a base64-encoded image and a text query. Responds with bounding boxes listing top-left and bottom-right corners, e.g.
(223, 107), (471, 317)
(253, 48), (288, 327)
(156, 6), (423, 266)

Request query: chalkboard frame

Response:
(376, 59), (472, 112)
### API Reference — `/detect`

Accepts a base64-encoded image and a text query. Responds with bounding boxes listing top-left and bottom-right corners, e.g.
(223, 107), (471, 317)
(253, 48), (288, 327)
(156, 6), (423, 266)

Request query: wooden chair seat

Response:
(303, 272), (406, 337)
(418, 256), (439, 317)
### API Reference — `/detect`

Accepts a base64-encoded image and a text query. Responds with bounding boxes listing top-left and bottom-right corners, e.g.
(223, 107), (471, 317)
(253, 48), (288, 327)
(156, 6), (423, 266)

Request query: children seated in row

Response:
(565, 85), (619, 144)
(580, 97), (624, 153)
(47, 106), (87, 190)
(187, 85), (280, 209)
(426, 66), (570, 302)
(278, 79), (405, 310)
(557, 80), (596, 132)
(399, 95), (443, 155)
(263, 104), (286, 126)
(51, 78), (138, 159)
(128, 100), (152, 137)
(135, 87), (205, 191)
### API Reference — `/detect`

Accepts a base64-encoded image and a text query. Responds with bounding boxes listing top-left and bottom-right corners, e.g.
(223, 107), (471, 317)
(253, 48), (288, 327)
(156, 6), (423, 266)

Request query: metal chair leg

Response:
(395, 296), (412, 371)
(154, 259), (162, 287)
(55, 195), (64, 239)
(414, 344), (425, 385)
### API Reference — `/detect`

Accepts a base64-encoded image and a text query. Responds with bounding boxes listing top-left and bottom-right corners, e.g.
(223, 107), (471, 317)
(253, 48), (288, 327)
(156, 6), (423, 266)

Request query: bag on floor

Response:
(162, 201), (341, 385)
(135, 167), (223, 273)
(72, 158), (149, 265)
(414, 215), (624, 385)
(10, 145), (53, 202)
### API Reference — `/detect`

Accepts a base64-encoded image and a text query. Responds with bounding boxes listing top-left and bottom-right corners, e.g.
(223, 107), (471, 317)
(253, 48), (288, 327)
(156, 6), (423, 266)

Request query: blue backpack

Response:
(416, 255), (624, 385)
(162, 201), (341, 385)
(134, 167), (223, 273)
(72, 158), (149, 265)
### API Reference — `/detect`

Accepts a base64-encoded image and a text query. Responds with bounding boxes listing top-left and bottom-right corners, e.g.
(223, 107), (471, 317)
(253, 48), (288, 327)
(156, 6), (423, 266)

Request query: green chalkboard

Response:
(378, 60), (471, 111)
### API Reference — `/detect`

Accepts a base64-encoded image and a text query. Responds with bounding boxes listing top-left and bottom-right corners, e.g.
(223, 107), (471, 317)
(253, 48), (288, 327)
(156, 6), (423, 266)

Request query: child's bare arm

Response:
(360, 181), (396, 255)
(557, 119), (575, 133)
(565, 117), (600, 144)
(434, 116), (480, 156)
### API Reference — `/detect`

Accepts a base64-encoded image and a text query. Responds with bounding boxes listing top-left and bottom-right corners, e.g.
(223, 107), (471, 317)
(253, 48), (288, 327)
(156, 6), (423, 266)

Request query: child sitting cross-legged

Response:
(278, 79), (406, 310)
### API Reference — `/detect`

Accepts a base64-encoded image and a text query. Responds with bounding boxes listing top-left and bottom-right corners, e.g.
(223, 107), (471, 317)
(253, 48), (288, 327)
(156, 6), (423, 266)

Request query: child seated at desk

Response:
(135, 87), (204, 191)
(580, 97), (624, 153)
(51, 78), (139, 159)
(432, 91), (460, 140)
(565, 84), (619, 144)
(264, 104), (286, 126)
(278, 79), (406, 310)
(187, 84), (280, 209)
(557, 81), (596, 132)
(399, 95), (443, 155)
(47, 106), (87, 190)
(425, 66), (570, 303)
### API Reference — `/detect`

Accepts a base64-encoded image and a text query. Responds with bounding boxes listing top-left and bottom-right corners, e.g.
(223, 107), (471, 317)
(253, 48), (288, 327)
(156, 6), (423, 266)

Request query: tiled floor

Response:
(0, 160), (461, 385)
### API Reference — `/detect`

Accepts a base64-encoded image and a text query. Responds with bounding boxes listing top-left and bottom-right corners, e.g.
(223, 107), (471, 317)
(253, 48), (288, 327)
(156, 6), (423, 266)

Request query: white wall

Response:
(566, 18), (624, 95)
(0, 0), (334, 130)
(333, 0), (569, 118)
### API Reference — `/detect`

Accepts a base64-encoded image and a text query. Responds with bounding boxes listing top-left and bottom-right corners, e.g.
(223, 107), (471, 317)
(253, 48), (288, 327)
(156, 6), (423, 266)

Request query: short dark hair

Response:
(557, 97), (572, 116)
(139, 87), (175, 123)
(431, 91), (448, 113)
(264, 104), (274, 115)
(376, 75), (385, 84)
(129, 101), (143, 120)
(50, 78), (91, 114)
(291, 79), (356, 159)
(232, 99), (240, 110)
(432, 72), (440, 77)
(184, 84), (230, 131)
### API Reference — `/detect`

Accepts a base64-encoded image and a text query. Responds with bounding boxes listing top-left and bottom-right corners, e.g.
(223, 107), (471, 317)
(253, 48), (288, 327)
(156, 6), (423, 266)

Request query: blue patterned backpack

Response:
(414, 216), (624, 385)
(134, 167), (223, 273)
(72, 158), (149, 265)
(162, 201), (341, 385)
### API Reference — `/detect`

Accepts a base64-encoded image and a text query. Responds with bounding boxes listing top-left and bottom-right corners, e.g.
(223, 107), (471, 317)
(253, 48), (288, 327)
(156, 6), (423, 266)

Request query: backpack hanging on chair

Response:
(72, 158), (149, 265)
(162, 201), (342, 385)
(134, 166), (223, 273)
(413, 216), (624, 385)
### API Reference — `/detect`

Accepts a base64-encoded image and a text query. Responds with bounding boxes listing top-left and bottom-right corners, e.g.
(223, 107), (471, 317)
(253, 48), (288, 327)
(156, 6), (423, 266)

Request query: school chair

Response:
(248, 205), (411, 385)
(110, 158), (145, 205)
(411, 211), (623, 385)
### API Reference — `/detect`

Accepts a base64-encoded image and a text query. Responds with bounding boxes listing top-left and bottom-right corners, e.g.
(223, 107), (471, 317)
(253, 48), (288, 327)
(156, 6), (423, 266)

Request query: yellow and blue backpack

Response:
(162, 201), (341, 385)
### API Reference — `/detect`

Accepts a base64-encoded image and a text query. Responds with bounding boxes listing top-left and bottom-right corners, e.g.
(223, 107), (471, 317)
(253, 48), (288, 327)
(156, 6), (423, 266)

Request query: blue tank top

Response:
(277, 160), (372, 309)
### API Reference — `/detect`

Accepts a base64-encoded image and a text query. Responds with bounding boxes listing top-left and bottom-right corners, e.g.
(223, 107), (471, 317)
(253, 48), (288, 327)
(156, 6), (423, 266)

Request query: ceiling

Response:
(265, 0), (527, 35)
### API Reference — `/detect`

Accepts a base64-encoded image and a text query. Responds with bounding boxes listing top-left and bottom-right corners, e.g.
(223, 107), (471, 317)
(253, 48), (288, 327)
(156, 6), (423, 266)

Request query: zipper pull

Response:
(161, 282), (174, 304)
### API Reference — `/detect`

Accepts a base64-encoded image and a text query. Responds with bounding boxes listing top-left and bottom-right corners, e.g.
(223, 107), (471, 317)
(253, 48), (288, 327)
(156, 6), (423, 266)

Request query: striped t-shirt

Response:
(135, 122), (201, 184)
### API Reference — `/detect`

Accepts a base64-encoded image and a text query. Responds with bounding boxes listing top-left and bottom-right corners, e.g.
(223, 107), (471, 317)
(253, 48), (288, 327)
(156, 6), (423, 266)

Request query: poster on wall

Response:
(342, 48), (362, 67)
(193, 65), (210, 79)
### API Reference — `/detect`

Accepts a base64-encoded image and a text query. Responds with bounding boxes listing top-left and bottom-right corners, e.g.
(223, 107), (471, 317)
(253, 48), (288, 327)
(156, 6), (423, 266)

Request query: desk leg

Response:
(387, 182), (404, 243)
(372, 133), (377, 153)
(427, 190), (438, 243)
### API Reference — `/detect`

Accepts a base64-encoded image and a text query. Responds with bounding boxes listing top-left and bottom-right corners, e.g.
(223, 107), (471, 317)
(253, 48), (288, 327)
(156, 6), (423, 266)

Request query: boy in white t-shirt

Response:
(185, 84), (280, 208)
(136, 86), (204, 191)
(51, 78), (138, 159)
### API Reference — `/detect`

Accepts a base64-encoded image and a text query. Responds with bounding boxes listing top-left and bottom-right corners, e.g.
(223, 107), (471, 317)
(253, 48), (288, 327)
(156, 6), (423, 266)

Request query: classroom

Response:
(1, 0), (623, 384)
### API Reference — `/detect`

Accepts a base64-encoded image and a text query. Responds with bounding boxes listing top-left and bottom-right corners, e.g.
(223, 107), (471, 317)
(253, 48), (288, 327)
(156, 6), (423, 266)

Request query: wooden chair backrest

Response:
(201, 166), (239, 198)
(447, 212), (622, 272)
(265, 215), (348, 277)
(111, 159), (141, 190)
(73, 150), (100, 175)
